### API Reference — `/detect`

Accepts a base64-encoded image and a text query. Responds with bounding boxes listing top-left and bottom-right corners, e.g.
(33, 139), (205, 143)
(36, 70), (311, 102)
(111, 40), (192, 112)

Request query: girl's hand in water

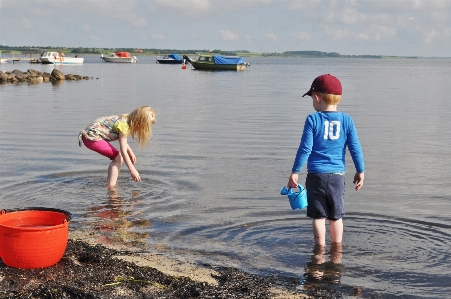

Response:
(131, 169), (141, 182)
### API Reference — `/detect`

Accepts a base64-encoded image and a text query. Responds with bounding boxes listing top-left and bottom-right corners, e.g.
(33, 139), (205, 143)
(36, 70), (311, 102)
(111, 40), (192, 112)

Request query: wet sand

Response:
(0, 230), (308, 299)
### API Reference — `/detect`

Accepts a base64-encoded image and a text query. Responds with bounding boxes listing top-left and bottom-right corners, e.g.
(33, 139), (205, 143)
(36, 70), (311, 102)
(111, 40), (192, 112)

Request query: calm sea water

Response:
(1, 55), (450, 298)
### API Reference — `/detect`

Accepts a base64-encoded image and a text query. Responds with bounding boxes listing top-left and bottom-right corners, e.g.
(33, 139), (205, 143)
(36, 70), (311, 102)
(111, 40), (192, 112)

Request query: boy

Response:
(288, 74), (364, 246)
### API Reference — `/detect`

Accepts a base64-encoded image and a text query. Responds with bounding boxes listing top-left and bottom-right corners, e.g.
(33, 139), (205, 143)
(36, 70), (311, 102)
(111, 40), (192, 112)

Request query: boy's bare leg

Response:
(312, 244), (326, 264)
(107, 154), (123, 189)
(329, 242), (343, 264)
(329, 218), (343, 244)
(312, 218), (326, 245)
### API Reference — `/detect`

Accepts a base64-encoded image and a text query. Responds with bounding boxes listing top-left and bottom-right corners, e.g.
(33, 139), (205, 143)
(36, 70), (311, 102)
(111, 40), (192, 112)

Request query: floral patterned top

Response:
(79, 114), (130, 142)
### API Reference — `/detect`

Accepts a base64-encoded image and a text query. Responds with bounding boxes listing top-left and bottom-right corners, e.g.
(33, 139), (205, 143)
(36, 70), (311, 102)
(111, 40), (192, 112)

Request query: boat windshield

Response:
(198, 56), (211, 62)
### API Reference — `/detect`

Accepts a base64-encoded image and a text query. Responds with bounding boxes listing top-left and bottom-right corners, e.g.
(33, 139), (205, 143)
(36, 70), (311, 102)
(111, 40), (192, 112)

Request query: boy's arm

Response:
(289, 117), (313, 187)
(347, 117), (364, 191)
(347, 119), (364, 173)
(292, 117), (313, 173)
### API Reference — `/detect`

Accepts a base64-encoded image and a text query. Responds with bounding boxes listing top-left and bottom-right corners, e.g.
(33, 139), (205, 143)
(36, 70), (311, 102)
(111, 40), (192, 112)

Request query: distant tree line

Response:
(0, 45), (386, 58)
(276, 50), (382, 58)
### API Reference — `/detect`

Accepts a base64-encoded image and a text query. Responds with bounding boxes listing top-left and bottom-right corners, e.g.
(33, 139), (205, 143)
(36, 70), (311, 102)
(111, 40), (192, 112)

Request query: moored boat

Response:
(40, 51), (84, 64)
(156, 54), (184, 64)
(183, 54), (249, 70)
(101, 52), (138, 63)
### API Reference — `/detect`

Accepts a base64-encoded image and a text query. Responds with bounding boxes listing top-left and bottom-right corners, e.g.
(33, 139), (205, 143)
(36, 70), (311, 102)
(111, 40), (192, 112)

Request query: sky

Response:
(1, 0), (451, 57)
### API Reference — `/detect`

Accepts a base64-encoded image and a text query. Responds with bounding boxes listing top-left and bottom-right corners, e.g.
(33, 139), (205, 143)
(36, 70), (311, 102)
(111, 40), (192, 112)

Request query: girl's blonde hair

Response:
(127, 106), (156, 148)
(312, 91), (341, 105)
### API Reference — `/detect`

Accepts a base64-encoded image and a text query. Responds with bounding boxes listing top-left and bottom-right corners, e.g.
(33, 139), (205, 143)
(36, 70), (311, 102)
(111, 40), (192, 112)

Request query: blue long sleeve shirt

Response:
(292, 111), (364, 174)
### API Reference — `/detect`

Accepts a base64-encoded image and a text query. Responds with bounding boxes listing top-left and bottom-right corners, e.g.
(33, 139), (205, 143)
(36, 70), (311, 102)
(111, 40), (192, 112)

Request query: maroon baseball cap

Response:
(302, 74), (342, 97)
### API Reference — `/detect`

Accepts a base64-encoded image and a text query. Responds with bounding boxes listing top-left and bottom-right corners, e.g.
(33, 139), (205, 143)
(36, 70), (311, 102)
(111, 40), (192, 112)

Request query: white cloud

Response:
(131, 18), (147, 29)
(292, 32), (313, 41)
(288, 0), (320, 11)
(323, 26), (349, 40)
(421, 29), (439, 44)
(219, 30), (239, 42)
(21, 18), (33, 29)
(151, 0), (212, 15)
(151, 34), (165, 40)
(243, 35), (253, 43)
(264, 33), (278, 42)
(63, 0), (148, 29)
(370, 25), (397, 40)
(339, 8), (365, 25)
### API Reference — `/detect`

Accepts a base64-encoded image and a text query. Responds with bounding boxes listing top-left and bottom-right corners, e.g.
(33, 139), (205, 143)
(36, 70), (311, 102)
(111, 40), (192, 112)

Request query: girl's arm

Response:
(128, 145), (136, 164)
(118, 133), (141, 182)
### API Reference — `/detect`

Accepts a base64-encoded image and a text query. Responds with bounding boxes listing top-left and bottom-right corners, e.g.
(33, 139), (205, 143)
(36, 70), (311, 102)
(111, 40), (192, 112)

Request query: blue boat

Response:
(183, 54), (249, 70)
(156, 54), (184, 64)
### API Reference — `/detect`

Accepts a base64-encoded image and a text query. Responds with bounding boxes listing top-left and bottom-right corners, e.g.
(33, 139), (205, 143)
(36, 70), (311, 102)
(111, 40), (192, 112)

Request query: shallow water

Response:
(1, 55), (450, 298)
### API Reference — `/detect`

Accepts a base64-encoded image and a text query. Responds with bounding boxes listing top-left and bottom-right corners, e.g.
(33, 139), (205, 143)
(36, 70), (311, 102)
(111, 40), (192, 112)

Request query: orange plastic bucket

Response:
(0, 207), (72, 269)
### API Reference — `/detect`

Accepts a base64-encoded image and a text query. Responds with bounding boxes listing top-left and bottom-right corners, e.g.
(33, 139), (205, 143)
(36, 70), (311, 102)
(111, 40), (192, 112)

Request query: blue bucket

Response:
(280, 184), (308, 210)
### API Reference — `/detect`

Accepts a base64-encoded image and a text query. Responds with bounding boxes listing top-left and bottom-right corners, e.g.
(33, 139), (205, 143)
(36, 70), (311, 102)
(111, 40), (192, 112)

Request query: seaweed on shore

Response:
(0, 239), (285, 299)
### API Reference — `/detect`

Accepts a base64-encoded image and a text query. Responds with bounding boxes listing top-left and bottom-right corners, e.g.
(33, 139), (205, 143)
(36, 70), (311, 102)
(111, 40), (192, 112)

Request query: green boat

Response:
(183, 54), (249, 70)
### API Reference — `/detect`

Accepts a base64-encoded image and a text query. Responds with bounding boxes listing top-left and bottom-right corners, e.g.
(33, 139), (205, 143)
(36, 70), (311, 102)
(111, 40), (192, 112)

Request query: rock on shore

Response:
(0, 68), (91, 84)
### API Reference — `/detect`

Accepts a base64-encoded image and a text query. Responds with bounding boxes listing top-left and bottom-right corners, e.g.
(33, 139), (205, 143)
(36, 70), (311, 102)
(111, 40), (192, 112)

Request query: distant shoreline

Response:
(1, 52), (446, 60)
(0, 46), (448, 59)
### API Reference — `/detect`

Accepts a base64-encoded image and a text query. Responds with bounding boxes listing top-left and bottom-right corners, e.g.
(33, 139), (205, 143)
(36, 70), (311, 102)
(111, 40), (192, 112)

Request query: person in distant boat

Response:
(60, 51), (65, 63)
(78, 106), (156, 189)
(53, 53), (57, 63)
(287, 74), (364, 246)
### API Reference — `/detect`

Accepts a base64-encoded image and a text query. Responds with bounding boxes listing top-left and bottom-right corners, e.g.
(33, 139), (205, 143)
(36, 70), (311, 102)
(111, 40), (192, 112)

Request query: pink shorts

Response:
(82, 136), (120, 160)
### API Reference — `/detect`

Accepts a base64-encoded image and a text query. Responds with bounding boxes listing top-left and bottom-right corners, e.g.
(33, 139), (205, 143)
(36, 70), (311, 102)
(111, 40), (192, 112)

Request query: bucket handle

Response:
(0, 207), (72, 224)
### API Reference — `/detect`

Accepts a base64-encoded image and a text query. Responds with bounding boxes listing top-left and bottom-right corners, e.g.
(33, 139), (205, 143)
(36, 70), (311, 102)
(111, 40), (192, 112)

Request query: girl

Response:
(79, 106), (156, 189)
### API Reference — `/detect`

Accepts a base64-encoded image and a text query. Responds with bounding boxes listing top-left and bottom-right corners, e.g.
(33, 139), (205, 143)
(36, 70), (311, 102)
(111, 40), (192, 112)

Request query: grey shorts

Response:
(305, 173), (345, 220)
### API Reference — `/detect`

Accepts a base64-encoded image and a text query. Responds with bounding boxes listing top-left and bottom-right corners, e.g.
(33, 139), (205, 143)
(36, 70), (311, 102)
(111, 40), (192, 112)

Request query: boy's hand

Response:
(288, 173), (299, 188)
(353, 172), (364, 191)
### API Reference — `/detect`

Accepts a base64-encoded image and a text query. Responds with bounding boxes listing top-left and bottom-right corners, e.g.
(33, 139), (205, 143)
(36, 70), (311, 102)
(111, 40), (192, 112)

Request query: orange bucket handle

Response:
(0, 207), (72, 223)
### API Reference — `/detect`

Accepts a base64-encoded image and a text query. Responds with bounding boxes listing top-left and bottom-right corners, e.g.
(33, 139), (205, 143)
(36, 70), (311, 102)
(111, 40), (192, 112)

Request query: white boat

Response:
(100, 52), (138, 63)
(40, 51), (84, 64)
(0, 58), (7, 63)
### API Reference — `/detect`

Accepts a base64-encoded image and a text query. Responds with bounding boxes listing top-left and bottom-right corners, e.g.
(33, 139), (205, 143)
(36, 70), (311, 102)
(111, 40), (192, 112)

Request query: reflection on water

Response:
(303, 243), (343, 285)
(301, 243), (346, 297)
(86, 188), (150, 250)
(301, 243), (366, 298)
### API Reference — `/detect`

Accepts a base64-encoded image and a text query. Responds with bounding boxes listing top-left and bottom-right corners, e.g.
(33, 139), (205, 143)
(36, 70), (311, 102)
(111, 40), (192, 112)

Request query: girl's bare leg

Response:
(329, 218), (343, 244)
(106, 154), (123, 189)
(312, 218), (326, 245)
